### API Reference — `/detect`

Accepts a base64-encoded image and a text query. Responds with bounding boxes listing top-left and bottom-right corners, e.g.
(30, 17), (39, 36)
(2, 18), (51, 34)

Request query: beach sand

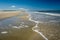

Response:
(0, 11), (20, 20)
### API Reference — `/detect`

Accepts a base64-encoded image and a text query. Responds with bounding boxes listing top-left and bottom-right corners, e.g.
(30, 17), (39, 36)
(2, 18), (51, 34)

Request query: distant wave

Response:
(32, 12), (60, 16)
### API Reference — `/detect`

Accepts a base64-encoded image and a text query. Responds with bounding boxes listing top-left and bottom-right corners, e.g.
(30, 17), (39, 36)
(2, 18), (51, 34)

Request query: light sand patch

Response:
(0, 11), (20, 19)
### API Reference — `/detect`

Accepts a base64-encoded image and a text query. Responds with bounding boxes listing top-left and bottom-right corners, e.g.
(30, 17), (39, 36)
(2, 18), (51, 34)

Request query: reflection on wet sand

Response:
(0, 11), (44, 40)
(0, 11), (60, 40)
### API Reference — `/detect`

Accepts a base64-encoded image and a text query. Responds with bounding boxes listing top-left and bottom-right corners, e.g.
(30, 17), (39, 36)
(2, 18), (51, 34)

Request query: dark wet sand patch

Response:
(38, 23), (60, 40)
(0, 27), (44, 40)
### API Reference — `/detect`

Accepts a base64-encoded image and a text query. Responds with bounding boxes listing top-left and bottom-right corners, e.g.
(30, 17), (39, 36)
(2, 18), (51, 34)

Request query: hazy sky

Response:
(0, 0), (60, 10)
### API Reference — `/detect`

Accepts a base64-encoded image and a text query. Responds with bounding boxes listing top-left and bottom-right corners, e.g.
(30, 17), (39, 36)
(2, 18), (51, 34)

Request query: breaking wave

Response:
(32, 12), (60, 16)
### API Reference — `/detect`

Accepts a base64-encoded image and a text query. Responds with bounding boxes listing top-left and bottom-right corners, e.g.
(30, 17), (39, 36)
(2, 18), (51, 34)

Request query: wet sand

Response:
(0, 11), (60, 40)
(0, 27), (44, 40)
(38, 23), (60, 40)
(0, 11), (45, 40)
(28, 14), (48, 40)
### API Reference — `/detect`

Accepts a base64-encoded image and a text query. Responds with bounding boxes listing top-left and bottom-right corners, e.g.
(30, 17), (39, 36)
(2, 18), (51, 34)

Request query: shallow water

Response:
(0, 12), (60, 40)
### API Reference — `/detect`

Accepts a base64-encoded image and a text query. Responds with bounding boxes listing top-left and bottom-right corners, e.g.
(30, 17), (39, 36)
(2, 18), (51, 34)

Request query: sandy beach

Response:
(0, 11), (20, 20)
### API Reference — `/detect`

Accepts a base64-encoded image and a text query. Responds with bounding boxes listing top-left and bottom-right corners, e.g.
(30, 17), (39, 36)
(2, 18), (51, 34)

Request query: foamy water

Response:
(12, 25), (29, 29)
(0, 11), (60, 40)
(32, 12), (60, 16)
(28, 14), (48, 40)
(1, 31), (8, 34)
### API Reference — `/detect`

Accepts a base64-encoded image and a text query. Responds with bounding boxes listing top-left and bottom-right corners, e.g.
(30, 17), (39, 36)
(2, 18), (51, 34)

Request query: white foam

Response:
(45, 13), (60, 16)
(32, 29), (48, 40)
(12, 25), (29, 29)
(1, 31), (8, 34)
(28, 14), (48, 40)
(12, 26), (23, 29)
(19, 26), (24, 28)
(25, 25), (29, 27)
(33, 12), (60, 16)
(12, 26), (19, 29)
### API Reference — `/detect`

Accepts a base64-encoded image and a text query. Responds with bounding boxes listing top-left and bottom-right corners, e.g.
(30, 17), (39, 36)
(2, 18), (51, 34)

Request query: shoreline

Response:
(28, 14), (48, 40)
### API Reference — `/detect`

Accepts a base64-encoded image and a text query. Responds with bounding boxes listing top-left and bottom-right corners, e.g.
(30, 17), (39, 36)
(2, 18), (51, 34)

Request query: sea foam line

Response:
(28, 14), (48, 40)
(32, 12), (60, 16)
